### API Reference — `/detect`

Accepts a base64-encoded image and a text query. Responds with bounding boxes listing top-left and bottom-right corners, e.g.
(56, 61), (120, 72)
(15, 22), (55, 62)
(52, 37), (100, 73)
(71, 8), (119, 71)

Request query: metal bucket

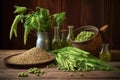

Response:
(36, 32), (49, 51)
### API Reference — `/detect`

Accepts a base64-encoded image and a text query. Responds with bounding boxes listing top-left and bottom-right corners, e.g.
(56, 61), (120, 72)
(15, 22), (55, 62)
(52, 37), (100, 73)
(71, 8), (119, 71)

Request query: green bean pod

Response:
(10, 15), (22, 39)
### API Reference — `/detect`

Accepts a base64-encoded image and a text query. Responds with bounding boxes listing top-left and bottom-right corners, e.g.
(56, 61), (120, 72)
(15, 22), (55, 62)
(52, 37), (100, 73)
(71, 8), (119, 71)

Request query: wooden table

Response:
(0, 50), (120, 80)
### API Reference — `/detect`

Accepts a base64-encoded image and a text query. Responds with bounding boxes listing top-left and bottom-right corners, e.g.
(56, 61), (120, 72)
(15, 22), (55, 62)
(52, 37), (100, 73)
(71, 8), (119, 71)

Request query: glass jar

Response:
(52, 27), (61, 50)
(61, 29), (67, 47)
(66, 26), (74, 46)
(99, 43), (112, 62)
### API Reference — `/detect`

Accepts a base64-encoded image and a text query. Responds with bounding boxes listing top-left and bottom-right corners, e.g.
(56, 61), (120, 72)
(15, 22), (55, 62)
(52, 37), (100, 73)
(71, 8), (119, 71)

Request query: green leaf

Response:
(53, 12), (66, 28)
(38, 8), (52, 32)
(9, 15), (22, 39)
(24, 26), (31, 45)
(23, 14), (33, 45)
(14, 5), (27, 14)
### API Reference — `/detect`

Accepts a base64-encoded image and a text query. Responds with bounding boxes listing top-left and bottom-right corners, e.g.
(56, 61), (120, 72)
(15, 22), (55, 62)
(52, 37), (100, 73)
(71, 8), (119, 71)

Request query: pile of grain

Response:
(8, 47), (54, 65)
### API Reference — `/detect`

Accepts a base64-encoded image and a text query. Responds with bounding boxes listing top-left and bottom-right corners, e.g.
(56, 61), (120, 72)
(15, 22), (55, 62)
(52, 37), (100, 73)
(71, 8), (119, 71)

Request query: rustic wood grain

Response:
(80, 0), (105, 27)
(0, 50), (120, 80)
(1, 0), (120, 50)
(62, 0), (81, 29)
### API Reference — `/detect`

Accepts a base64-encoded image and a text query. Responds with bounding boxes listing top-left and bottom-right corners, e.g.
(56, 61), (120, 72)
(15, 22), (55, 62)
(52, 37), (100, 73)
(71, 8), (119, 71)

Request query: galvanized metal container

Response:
(36, 32), (49, 51)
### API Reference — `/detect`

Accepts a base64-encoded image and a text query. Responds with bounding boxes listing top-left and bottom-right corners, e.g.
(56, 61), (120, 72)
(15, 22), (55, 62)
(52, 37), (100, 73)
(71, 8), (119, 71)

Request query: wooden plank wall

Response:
(0, 0), (120, 49)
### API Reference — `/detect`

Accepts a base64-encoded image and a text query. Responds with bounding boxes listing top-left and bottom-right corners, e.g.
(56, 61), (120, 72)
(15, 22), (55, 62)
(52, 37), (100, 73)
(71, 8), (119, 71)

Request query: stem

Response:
(27, 8), (34, 13)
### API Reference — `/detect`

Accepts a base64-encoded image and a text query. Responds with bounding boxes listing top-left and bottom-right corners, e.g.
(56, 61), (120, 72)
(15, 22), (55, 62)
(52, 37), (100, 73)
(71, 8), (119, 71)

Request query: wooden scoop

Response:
(99, 24), (109, 43)
(99, 24), (108, 32)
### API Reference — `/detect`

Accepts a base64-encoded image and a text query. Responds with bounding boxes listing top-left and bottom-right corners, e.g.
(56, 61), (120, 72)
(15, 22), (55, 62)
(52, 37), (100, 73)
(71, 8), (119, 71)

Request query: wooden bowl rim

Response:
(72, 25), (99, 43)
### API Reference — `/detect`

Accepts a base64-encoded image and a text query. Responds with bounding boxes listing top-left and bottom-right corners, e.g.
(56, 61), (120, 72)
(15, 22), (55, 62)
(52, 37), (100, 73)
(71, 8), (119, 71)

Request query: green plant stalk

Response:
(14, 6), (27, 14)
(52, 47), (117, 71)
(24, 26), (31, 45)
(53, 12), (65, 28)
(9, 15), (22, 39)
(10, 6), (65, 45)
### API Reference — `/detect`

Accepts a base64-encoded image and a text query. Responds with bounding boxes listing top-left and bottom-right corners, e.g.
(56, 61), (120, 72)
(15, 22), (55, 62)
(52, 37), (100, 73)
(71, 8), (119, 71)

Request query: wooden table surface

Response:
(0, 50), (120, 80)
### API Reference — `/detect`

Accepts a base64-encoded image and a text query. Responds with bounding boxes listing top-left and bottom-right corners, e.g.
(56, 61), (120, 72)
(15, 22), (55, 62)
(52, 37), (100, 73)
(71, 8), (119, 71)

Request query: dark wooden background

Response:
(0, 0), (120, 50)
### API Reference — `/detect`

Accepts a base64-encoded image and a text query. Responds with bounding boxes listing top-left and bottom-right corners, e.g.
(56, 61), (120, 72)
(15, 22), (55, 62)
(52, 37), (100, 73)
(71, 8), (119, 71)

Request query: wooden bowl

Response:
(71, 25), (103, 57)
